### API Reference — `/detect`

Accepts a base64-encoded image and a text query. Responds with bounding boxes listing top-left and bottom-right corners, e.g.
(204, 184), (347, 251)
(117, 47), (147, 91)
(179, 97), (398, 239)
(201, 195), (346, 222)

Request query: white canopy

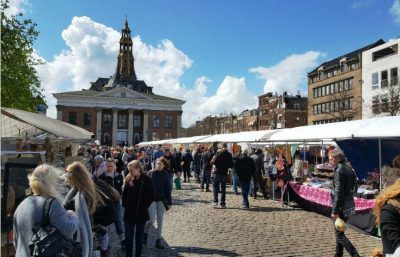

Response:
(137, 138), (173, 146)
(353, 116), (400, 138)
(168, 135), (211, 144)
(267, 116), (400, 142)
(196, 130), (279, 143)
(1, 107), (93, 141)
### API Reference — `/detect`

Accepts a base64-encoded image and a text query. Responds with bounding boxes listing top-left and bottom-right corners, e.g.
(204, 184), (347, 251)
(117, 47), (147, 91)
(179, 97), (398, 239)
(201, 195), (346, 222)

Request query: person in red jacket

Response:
(122, 160), (155, 257)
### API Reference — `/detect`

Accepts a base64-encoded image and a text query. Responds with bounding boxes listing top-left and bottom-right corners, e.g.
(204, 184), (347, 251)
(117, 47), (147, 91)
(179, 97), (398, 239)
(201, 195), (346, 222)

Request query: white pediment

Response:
(96, 87), (149, 100)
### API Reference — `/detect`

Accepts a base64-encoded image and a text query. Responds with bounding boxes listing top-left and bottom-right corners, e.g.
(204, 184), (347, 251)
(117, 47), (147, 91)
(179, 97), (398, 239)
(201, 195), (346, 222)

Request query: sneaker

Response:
(242, 205), (249, 209)
(212, 202), (218, 208)
(156, 239), (165, 250)
(220, 204), (226, 209)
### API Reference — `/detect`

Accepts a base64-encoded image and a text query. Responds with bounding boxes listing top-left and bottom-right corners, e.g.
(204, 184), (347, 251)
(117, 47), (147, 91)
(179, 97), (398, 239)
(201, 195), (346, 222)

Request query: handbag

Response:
(29, 197), (82, 257)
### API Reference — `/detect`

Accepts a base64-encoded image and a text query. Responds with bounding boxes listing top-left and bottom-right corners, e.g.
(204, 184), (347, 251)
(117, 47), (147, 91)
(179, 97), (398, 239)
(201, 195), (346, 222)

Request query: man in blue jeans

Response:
(211, 143), (233, 208)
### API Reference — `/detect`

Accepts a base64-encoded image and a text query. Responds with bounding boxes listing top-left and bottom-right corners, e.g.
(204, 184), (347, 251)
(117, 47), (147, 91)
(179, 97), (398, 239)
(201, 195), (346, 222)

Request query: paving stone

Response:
(107, 182), (382, 257)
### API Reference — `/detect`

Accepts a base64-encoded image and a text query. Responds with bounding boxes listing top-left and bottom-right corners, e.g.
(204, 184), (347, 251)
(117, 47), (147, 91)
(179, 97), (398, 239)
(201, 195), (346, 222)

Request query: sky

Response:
(6, 0), (400, 127)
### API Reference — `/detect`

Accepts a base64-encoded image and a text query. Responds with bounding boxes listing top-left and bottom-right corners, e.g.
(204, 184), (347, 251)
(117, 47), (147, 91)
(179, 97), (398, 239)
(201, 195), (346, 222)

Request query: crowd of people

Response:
(12, 142), (400, 257)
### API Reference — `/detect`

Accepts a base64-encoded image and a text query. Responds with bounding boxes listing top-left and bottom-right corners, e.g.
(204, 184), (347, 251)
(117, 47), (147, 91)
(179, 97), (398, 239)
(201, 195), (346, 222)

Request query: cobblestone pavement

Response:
(108, 182), (381, 257)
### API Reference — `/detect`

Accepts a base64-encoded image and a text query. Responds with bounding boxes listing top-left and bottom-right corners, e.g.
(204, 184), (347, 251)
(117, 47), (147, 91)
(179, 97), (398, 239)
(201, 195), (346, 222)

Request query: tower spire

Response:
(116, 16), (137, 83)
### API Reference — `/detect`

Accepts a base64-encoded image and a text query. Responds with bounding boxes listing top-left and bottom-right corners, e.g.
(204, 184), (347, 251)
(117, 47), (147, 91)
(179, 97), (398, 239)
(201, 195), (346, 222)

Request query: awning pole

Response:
(379, 139), (382, 191)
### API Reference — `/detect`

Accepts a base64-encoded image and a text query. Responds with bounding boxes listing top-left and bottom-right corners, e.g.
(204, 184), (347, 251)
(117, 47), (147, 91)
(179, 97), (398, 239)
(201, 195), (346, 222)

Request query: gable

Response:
(96, 87), (149, 100)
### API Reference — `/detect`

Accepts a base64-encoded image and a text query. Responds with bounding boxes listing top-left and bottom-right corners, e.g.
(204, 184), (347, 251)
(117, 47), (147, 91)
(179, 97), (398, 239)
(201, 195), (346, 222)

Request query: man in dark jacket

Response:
(181, 148), (194, 183)
(200, 147), (214, 192)
(236, 150), (255, 208)
(330, 149), (360, 257)
(163, 148), (176, 188)
(251, 149), (269, 199)
(211, 143), (233, 208)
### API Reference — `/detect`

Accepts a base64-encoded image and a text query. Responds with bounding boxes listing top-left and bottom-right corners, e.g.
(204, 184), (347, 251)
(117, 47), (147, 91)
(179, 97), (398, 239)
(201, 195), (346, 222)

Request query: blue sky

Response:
(8, 0), (400, 126)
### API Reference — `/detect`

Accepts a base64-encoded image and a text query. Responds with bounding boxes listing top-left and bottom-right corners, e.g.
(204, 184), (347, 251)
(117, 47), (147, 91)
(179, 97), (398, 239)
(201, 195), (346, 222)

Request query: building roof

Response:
(53, 88), (184, 103)
(308, 39), (385, 75)
(1, 107), (93, 140)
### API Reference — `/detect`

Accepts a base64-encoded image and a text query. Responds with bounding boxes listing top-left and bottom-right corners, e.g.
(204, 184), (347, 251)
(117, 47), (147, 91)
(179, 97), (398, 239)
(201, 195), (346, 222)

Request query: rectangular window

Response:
(152, 115), (160, 128)
(165, 115), (173, 128)
(317, 87), (321, 97)
(313, 88), (317, 98)
(322, 103), (326, 113)
(334, 82), (339, 93)
(333, 69), (338, 76)
(348, 78), (353, 90)
(339, 81), (344, 92)
(372, 72), (379, 89)
(103, 114), (112, 127)
(118, 113), (127, 128)
(321, 87), (325, 97)
(165, 132), (172, 139)
(313, 105), (317, 115)
(350, 63), (357, 71)
(344, 80), (349, 91)
(373, 44), (398, 61)
(152, 132), (159, 141)
(317, 104), (321, 114)
(349, 98), (353, 109)
(68, 112), (77, 125)
(83, 112), (91, 126)
(134, 115), (141, 127)
(381, 70), (388, 88)
(341, 63), (347, 73)
(330, 102), (334, 112)
(390, 67), (398, 86)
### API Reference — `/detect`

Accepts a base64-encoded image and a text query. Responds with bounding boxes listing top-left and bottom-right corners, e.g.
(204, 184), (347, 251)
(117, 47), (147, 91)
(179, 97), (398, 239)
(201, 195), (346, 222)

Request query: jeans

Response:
(125, 222), (145, 257)
(239, 179), (251, 207)
(201, 169), (211, 190)
(231, 173), (239, 193)
(114, 201), (125, 238)
(213, 173), (227, 206)
(334, 214), (360, 257)
(168, 172), (174, 189)
(144, 201), (165, 240)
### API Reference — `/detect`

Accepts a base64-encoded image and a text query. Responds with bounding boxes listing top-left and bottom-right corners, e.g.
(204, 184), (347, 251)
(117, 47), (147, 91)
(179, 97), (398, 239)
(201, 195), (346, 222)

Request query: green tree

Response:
(1, 0), (45, 111)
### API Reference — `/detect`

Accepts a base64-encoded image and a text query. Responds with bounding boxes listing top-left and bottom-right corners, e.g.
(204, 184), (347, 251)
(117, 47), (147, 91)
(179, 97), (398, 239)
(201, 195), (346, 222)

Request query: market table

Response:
(287, 182), (377, 235)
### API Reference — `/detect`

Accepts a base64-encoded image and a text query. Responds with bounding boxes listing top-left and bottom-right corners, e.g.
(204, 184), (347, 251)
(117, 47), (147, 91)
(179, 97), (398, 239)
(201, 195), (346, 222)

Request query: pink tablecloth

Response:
(288, 182), (375, 211)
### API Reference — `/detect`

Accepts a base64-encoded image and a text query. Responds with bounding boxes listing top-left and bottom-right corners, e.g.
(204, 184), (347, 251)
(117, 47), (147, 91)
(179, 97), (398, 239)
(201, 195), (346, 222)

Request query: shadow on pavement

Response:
(162, 245), (240, 257)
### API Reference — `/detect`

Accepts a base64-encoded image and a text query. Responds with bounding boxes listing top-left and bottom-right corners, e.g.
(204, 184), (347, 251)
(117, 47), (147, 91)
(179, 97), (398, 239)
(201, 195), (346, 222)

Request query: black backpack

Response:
(29, 197), (81, 257)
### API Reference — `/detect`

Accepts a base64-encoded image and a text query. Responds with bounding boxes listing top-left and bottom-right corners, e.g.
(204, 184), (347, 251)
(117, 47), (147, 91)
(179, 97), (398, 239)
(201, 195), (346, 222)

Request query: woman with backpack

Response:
(122, 160), (155, 257)
(13, 164), (79, 257)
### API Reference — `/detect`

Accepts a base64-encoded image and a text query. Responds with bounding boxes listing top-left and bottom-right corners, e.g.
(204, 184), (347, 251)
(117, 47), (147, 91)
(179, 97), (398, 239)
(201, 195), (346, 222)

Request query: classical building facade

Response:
(362, 38), (400, 118)
(307, 39), (385, 125)
(53, 19), (185, 146)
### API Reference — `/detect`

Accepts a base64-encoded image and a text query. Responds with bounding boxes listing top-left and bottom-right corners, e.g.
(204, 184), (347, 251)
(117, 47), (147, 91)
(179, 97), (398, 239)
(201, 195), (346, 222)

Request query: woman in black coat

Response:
(122, 160), (155, 257)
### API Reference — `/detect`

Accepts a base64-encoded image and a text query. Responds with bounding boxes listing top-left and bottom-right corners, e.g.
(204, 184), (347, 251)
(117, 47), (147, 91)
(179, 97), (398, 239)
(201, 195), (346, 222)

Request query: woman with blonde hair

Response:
(373, 178), (400, 257)
(64, 161), (101, 257)
(13, 164), (79, 257)
(122, 160), (155, 257)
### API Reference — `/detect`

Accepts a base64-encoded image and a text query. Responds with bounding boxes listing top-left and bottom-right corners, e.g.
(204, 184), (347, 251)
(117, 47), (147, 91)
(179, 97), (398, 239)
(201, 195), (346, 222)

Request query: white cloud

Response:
(390, 0), (400, 24)
(37, 16), (257, 127)
(4, 0), (30, 16)
(249, 51), (323, 96)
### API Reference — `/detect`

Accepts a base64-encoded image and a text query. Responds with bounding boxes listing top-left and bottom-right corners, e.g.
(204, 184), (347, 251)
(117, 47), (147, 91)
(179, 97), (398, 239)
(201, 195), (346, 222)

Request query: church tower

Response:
(115, 17), (137, 83)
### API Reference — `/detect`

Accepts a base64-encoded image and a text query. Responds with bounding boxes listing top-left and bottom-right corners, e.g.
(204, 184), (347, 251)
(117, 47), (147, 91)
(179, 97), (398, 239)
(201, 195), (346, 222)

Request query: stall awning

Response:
(196, 130), (279, 143)
(168, 135), (211, 144)
(267, 116), (400, 142)
(1, 107), (93, 141)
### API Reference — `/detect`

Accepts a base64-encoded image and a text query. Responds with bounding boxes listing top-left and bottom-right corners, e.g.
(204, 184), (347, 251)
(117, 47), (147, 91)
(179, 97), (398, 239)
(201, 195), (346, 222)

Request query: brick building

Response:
(258, 92), (307, 129)
(53, 19), (184, 146)
(307, 39), (385, 125)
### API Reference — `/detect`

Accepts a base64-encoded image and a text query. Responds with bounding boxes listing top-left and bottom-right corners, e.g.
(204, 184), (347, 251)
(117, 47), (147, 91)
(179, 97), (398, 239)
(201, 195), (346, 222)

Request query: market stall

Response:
(1, 107), (93, 256)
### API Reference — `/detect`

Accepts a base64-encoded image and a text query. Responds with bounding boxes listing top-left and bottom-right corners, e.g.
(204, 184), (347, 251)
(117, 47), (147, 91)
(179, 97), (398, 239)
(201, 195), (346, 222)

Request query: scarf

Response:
(64, 188), (93, 257)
